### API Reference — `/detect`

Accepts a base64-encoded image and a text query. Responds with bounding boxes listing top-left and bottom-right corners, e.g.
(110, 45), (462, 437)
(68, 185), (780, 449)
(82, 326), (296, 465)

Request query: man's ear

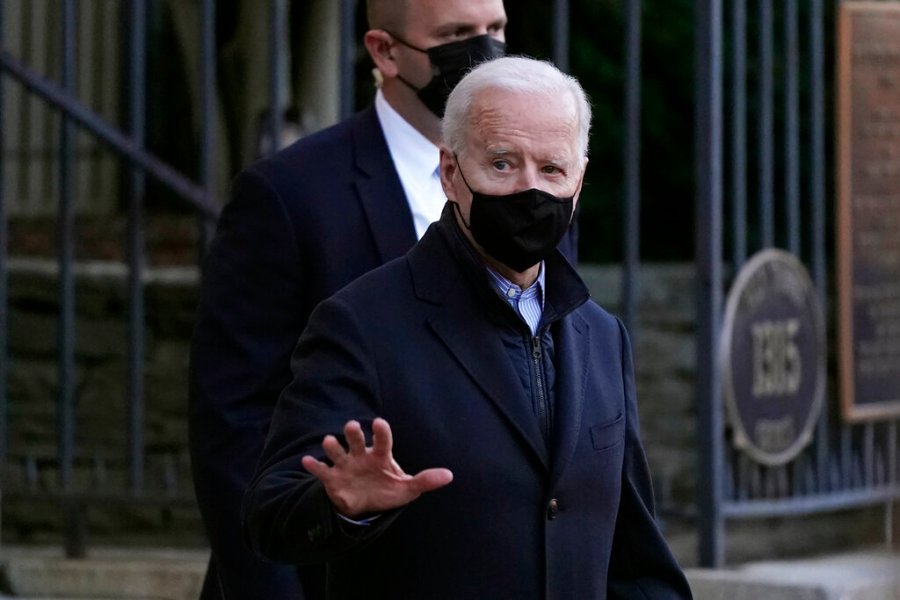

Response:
(439, 147), (458, 200)
(363, 30), (399, 79)
(571, 158), (588, 209)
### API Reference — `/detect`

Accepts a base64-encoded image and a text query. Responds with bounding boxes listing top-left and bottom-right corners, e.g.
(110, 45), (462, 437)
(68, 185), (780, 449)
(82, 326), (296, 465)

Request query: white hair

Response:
(441, 56), (592, 158)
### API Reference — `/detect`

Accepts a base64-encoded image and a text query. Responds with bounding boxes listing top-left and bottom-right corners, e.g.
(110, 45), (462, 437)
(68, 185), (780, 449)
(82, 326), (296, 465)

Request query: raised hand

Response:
(301, 417), (454, 518)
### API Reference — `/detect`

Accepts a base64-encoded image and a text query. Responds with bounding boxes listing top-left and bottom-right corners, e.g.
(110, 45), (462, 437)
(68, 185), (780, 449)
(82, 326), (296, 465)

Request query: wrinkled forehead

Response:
(464, 88), (580, 152)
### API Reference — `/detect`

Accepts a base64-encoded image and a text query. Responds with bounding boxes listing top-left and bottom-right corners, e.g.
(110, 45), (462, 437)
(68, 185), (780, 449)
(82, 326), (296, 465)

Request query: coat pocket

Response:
(589, 413), (625, 451)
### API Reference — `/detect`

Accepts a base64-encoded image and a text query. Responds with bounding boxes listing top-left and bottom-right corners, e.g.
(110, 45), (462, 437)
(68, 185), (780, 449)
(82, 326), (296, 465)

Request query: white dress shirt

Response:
(374, 89), (445, 240)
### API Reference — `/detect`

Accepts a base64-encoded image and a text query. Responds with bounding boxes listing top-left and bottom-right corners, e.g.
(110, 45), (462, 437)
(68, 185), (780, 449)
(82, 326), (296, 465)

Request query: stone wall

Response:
(4, 258), (202, 544)
(2, 259), (894, 564)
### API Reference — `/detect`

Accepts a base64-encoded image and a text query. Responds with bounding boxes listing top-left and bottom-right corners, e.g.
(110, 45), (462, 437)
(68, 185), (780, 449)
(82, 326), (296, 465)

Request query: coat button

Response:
(547, 498), (560, 520)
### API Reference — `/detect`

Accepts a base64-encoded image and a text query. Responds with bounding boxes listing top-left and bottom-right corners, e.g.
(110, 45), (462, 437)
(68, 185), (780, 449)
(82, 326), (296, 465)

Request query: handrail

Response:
(0, 48), (219, 220)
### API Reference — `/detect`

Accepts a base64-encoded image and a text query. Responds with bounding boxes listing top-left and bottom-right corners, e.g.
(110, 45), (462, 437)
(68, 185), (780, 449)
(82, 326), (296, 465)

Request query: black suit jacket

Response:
(189, 104), (580, 598)
(243, 210), (691, 599)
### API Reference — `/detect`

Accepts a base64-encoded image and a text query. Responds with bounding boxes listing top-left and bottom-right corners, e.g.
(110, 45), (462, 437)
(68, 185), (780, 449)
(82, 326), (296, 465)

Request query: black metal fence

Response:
(0, 0), (219, 557)
(695, 0), (900, 567)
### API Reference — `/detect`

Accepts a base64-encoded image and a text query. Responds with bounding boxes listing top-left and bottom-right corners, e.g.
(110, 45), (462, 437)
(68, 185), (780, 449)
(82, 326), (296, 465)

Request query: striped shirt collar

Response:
(486, 262), (546, 335)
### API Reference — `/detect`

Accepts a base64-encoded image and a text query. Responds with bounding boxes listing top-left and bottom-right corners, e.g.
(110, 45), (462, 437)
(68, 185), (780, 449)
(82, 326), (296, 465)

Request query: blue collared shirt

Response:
(486, 262), (546, 336)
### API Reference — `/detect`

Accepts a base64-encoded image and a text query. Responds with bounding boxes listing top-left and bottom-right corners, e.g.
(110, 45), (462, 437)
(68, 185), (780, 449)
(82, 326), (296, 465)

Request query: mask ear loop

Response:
(568, 170), (587, 224)
(452, 154), (477, 194)
(383, 31), (430, 94)
(384, 30), (429, 53)
(450, 199), (471, 230)
(449, 154), (475, 229)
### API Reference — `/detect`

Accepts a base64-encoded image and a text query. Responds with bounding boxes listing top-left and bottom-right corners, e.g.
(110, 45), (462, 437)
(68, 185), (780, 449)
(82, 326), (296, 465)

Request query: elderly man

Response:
(243, 57), (691, 599)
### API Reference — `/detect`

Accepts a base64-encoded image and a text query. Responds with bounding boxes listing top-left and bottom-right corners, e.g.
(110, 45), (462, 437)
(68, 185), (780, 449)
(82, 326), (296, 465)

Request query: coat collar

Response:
(352, 105), (418, 263)
(407, 206), (592, 474)
(411, 205), (590, 318)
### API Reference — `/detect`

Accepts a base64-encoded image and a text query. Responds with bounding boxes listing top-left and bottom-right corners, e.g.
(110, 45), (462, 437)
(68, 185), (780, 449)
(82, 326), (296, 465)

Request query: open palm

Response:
(301, 417), (454, 518)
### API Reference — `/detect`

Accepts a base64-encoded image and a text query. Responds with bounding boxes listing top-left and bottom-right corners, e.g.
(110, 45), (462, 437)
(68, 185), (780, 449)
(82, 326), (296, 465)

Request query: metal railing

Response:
(695, 0), (900, 567)
(0, 0), (221, 557)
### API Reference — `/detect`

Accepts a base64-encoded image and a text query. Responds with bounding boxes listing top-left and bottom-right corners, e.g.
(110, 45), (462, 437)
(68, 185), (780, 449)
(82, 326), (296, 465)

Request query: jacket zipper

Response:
(531, 333), (550, 440)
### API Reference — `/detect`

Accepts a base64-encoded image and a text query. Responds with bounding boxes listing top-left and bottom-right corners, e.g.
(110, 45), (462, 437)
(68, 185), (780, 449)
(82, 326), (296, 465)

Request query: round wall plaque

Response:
(719, 249), (826, 466)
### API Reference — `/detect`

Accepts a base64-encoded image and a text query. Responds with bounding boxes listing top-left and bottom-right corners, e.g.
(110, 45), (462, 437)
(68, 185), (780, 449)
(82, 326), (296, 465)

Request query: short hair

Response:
(366, 0), (408, 33)
(442, 56), (592, 159)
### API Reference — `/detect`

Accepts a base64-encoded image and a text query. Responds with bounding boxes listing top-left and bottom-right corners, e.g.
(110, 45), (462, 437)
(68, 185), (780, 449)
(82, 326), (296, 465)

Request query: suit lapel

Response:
(352, 106), (417, 263)
(428, 313), (550, 470)
(549, 312), (590, 487)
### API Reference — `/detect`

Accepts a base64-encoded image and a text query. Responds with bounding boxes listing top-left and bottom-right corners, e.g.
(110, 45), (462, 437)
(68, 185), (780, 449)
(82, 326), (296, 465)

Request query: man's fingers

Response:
(321, 434), (346, 464)
(301, 455), (331, 480)
(409, 468), (454, 494)
(343, 420), (366, 456)
(371, 417), (394, 458)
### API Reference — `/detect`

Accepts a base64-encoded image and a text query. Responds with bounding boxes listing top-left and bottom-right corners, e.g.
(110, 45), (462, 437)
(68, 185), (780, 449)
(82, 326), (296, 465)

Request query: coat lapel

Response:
(549, 312), (590, 487)
(428, 313), (550, 470)
(352, 106), (417, 263)
(408, 220), (550, 470)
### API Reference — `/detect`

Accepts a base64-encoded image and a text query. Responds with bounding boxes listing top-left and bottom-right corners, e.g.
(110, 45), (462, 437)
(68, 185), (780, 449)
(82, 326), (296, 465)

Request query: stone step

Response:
(2, 544), (897, 599)
(686, 549), (900, 600)
(0, 546), (207, 600)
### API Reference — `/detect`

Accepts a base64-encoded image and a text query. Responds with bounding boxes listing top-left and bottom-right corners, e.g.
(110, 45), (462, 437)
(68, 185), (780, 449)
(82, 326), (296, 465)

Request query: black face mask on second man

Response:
(389, 33), (506, 118)
(452, 158), (577, 273)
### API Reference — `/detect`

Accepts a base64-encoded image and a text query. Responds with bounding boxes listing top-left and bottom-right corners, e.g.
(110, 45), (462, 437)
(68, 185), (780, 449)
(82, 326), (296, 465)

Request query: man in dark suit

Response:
(243, 56), (691, 599)
(188, 0), (586, 597)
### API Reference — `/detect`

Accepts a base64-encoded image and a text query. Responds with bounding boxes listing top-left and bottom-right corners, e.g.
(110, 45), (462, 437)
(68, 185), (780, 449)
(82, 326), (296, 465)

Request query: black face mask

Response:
(389, 33), (506, 118)
(454, 160), (576, 273)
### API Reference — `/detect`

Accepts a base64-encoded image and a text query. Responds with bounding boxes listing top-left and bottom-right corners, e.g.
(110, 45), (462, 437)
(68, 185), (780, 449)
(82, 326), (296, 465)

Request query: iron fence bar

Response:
(734, 453), (744, 500)
(41, 6), (56, 211)
(864, 423), (875, 487)
(810, 0), (829, 494)
(340, 0), (356, 120)
(890, 422), (898, 484)
(58, 0), (77, 496)
(622, 0), (641, 335)
(886, 500), (894, 547)
(15, 0), (34, 212)
(198, 0), (216, 254)
(127, 0), (146, 496)
(269, 0), (287, 156)
(842, 425), (853, 489)
(888, 422), (898, 546)
(59, 0), (84, 560)
(815, 424), (831, 493)
(0, 50), (216, 218)
(553, 0), (570, 73)
(758, 0), (774, 249)
(731, 0), (747, 269)
(810, 0), (826, 293)
(695, 0), (724, 569)
(0, 0), (7, 464)
(784, 0), (800, 256)
(88, 3), (105, 197)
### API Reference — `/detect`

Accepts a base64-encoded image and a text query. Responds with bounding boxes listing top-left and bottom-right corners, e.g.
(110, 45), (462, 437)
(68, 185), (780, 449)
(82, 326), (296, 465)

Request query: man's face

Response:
(440, 87), (585, 230)
(391, 0), (507, 89)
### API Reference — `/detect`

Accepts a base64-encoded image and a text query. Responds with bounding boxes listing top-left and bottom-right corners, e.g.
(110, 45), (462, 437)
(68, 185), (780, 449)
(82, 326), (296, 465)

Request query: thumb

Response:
(409, 468), (454, 494)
